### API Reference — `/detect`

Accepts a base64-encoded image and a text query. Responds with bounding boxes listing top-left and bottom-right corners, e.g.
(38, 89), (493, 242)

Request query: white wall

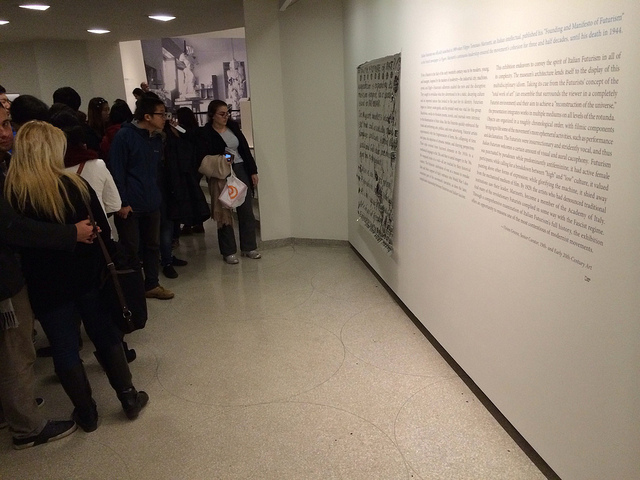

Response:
(243, 0), (293, 241)
(0, 40), (125, 110)
(118, 40), (147, 110)
(86, 41), (128, 103)
(243, 0), (348, 241)
(344, 1), (640, 479)
(0, 42), (41, 95)
(0, 40), (126, 110)
(278, 0), (348, 239)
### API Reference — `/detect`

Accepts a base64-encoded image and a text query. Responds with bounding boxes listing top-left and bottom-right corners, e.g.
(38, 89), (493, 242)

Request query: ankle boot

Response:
(56, 364), (98, 432)
(95, 343), (149, 420)
(118, 388), (149, 420)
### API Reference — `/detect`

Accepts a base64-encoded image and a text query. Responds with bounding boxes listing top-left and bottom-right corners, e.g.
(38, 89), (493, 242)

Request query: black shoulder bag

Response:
(83, 199), (148, 333)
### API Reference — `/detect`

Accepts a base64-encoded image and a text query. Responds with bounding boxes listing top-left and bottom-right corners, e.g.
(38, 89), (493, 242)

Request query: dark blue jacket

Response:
(108, 121), (163, 212)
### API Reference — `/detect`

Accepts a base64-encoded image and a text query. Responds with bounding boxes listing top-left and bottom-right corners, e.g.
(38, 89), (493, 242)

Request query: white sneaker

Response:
(241, 250), (261, 259)
(224, 254), (239, 264)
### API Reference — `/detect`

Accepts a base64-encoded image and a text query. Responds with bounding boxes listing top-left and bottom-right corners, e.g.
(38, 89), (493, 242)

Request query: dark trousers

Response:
(159, 201), (173, 267)
(114, 210), (161, 290)
(218, 163), (257, 256)
(38, 288), (122, 373)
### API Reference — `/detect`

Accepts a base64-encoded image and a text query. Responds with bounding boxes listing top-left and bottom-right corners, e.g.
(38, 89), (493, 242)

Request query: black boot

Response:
(95, 343), (148, 420)
(56, 364), (98, 432)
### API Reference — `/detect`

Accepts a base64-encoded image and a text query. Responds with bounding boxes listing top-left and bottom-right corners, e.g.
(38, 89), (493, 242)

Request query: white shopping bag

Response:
(218, 169), (248, 209)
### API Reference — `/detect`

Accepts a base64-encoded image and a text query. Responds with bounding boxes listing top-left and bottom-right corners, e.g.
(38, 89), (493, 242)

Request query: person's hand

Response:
(74, 218), (100, 244)
(251, 174), (259, 187)
(117, 206), (132, 219)
(168, 119), (183, 135)
(75, 219), (94, 243)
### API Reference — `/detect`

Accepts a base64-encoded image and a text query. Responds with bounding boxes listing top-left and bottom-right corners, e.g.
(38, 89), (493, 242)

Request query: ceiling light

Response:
(148, 15), (176, 22)
(87, 29), (110, 34)
(19, 4), (50, 10)
(0, 20), (9, 25)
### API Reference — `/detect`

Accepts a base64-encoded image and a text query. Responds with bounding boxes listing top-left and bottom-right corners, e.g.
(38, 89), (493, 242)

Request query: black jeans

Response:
(218, 163), (257, 256)
(159, 200), (174, 267)
(114, 209), (161, 290)
(38, 287), (122, 373)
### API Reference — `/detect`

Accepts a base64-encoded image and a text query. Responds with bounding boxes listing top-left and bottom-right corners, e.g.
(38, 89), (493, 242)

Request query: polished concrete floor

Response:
(0, 223), (546, 479)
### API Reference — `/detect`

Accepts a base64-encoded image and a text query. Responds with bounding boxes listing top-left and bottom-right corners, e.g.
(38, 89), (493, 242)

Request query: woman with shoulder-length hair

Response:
(198, 100), (260, 264)
(4, 121), (148, 432)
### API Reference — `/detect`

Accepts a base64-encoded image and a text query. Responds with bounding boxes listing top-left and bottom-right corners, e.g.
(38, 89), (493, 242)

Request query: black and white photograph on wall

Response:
(141, 35), (250, 126)
(356, 53), (401, 253)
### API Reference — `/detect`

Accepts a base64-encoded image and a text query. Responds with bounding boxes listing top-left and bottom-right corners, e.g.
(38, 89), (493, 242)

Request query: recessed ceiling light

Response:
(19, 4), (50, 11)
(148, 15), (176, 22)
(0, 20), (9, 25)
(87, 29), (110, 34)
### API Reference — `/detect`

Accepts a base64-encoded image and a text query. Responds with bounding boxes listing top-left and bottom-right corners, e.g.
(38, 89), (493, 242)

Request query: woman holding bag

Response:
(4, 121), (148, 432)
(198, 100), (260, 264)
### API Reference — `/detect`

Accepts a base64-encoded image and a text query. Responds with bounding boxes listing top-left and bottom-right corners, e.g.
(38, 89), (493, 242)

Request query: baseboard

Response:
(259, 237), (350, 249)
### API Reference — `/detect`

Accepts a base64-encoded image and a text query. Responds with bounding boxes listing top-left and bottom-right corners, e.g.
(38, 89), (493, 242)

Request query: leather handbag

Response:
(101, 265), (147, 334)
(83, 200), (148, 333)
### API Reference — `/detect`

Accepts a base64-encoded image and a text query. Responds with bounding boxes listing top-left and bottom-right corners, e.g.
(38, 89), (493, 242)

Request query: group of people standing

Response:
(0, 84), (260, 449)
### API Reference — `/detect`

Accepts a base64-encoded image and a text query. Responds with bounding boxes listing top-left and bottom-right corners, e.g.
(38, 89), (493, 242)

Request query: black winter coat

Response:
(18, 177), (111, 315)
(197, 119), (257, 181)
(163, 126), (210, 224)
(0, 173), (77, 301)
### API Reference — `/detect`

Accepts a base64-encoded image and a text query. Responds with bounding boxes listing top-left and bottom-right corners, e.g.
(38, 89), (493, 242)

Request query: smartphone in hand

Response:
(224, 148), (235, 162)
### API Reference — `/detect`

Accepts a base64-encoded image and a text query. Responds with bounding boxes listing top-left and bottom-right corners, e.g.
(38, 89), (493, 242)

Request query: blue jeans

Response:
(37, 288), (122, 373)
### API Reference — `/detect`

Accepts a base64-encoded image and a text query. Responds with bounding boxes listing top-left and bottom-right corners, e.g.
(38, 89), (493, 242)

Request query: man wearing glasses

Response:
(108, 97), (174, 300)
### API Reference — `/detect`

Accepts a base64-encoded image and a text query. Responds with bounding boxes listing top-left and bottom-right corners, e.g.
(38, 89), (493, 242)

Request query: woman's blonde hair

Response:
(4, 120), (89, 223)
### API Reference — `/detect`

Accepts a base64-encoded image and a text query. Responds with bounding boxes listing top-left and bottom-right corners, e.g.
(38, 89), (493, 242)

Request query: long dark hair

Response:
(176, 107), (198, 130)
(87, 97), (108, 135)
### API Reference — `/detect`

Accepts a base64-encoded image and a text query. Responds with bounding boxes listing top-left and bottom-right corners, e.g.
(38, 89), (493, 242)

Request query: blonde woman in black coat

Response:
(4, 121), (148, 432)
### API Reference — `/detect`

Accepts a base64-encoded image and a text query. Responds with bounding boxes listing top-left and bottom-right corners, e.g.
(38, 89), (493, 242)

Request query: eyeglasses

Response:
(150, 112), (168, 118)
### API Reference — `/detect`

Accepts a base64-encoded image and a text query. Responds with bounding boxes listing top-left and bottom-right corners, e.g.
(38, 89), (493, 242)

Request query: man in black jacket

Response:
(0, 103), (95, 449)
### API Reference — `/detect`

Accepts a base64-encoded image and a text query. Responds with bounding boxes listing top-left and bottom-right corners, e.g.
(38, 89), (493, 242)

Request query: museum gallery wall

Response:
(344, 1), (639, 479)
(141, 36), (249, 124)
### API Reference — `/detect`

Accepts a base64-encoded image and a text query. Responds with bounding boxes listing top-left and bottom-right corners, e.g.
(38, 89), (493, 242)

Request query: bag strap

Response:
(76, 162), (85, 175)
(81, 198), (132, 323)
